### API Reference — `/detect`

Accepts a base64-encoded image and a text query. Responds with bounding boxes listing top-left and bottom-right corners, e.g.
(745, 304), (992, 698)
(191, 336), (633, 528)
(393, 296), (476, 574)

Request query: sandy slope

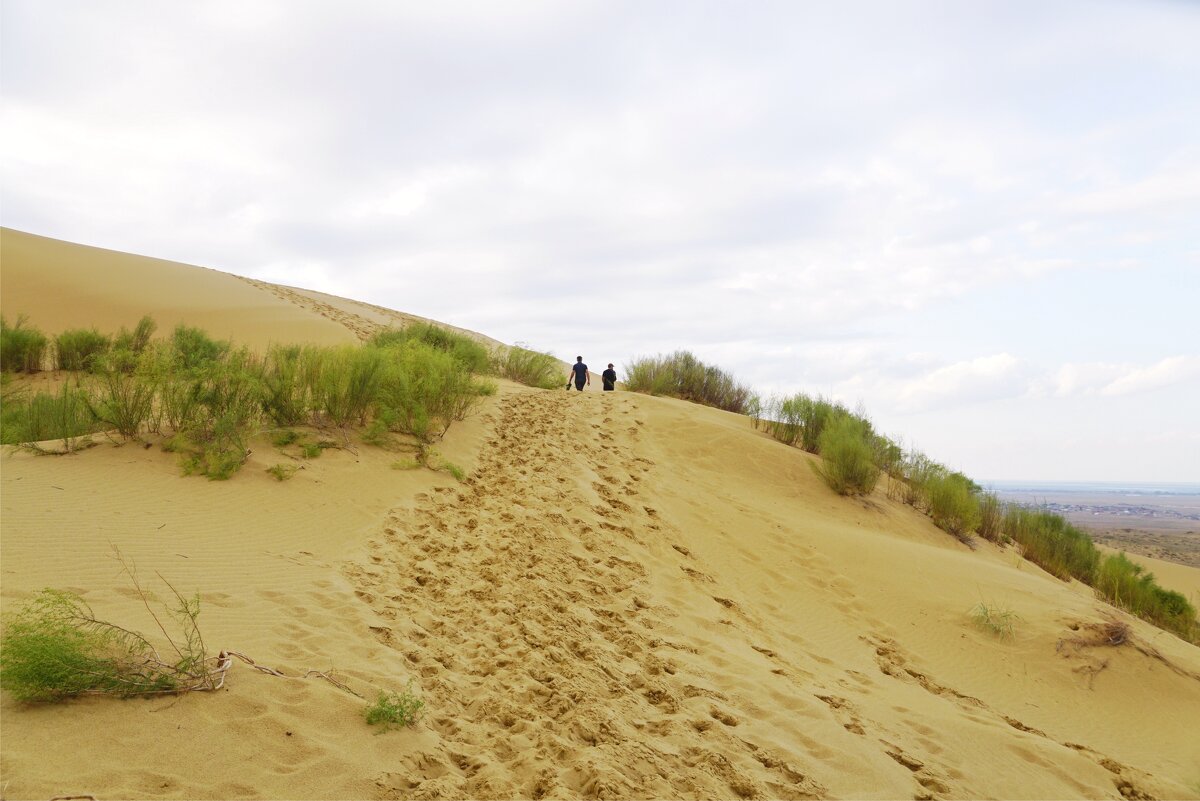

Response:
(2, 231), (1200, 800)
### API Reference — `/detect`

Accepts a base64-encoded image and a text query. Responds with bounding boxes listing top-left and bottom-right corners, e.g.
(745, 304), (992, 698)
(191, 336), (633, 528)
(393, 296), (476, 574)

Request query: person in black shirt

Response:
(569, 356), (590, 391)
(602, 363), (617, 391)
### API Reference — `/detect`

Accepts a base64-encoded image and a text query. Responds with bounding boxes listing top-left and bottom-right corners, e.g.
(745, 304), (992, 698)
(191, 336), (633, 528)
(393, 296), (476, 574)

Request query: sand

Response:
(2, 229), (1199, 800)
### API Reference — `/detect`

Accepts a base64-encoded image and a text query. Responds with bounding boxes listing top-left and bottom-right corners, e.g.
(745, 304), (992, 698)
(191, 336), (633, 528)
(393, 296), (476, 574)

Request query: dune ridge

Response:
(2, 229), (1199, 800)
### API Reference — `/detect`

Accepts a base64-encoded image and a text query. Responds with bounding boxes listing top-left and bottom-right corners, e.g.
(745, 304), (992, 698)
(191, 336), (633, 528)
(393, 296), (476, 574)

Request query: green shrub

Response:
(0, 585), (211, 702)
(170, 351), (263, 479)
(926, 471), (981, 543)
(370, 323), (490, 374)
(112, 315), (157, 356)
(977, 492), (1003, 542)
(376, 341), (486, 442)
(1095, 552), (1197, 641)
(6, 382), (98, 451)
(260, 345), (317, 426)
(364, 685), (424, 731)
(493, 344), (562, 389)
(624, 350), (753, 413)
(300, 442), (322, 459)
(315, 346), (385, 427)
(812, 415), (879, 496)
(1, 315), (49, 373)
(1003, 506), (1100, 583)
(171, 325), (229, 370)
(88, 361), (157, 439)
(54, 328), (111, 372)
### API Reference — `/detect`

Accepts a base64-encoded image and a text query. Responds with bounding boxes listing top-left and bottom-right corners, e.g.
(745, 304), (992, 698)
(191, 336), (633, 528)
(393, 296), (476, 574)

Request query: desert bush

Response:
(0, 583), (214, 701)
(624, 350), (753, 413)
(1095, 552), (1197, 641)
(376, 341), (487, 441)
(5, 382), (98, 451)
(1003, 506), (1099, 583)
(54, 328), (111, 372)
(260, 345), (317, 426)
(171, 324), (229, 370)
(1, 315), (49, 373)
(314, 346), (385, 427)
(364, 684), (424, 731)
(871, 434), (904, 479)
(112, 315), (157, 356)
(172, 351), (264, 479)
(88, 358), (158, 439)
(926, 471), (981, 542)
(812, 414), (879, 496)
(370, 323), (490, 374)
(893, 451), (942, 510)
(977, 492), (1003, 542)
(493, 344), (562, 389)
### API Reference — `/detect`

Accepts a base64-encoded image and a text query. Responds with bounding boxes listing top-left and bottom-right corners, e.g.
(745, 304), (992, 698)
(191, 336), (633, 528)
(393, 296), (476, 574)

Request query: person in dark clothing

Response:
(569, 356), (590, 391)
(602, 363), (617, 391)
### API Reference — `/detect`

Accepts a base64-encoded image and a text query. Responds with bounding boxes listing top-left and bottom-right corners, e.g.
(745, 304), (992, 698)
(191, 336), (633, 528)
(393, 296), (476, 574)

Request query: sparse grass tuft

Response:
(364, 684), (424, 732)
(300, 442), (322, 459)
(970, 602), (1019, 638)
(266, 463), (298, 482)
(271, 429), (300, 447)
(390, 458), (421, 471)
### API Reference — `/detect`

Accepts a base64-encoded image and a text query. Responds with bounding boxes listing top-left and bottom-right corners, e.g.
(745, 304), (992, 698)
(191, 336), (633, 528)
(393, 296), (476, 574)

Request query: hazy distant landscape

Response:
(989, 481), (1200, 567)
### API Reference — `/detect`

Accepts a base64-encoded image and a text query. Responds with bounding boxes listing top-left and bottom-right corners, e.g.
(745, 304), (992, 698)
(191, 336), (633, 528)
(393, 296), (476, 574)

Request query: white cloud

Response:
(3, 0), (1199, 480)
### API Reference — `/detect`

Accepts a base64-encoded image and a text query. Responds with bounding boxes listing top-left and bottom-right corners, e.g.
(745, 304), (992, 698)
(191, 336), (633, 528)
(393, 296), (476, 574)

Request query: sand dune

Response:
(2, 230), (1199, 800)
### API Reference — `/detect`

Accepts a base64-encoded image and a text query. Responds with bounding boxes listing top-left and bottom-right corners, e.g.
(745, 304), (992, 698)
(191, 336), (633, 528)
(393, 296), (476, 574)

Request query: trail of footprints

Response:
(346, 392), (824, 800)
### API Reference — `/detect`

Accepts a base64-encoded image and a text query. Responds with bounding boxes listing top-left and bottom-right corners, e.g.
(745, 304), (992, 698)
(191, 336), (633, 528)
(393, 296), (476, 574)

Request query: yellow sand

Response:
(2, 229), (1199, 800)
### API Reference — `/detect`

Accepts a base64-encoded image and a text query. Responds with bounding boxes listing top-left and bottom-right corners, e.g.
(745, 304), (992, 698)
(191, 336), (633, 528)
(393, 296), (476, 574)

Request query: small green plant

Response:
(364, 684), (424, 732)
(391, 458), (421, 470)
(271, 429), (301, 447)
(970, 602), (1019, 639)
(300, 442), (322, 459)
(266, 463), (298, 482)
(439, 460), (466, 481)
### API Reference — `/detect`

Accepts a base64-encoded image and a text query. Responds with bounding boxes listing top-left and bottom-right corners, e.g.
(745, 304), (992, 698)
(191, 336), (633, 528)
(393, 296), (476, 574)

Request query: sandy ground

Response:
(2, 230), (1200, 800)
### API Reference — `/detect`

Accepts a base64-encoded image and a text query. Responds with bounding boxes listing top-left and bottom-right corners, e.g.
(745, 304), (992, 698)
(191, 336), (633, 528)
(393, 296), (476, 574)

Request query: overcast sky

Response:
(3, 0), (1198, 482)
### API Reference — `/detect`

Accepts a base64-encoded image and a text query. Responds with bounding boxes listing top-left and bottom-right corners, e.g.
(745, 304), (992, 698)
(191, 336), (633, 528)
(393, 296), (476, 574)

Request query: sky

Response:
(2, 0), (1198, 483)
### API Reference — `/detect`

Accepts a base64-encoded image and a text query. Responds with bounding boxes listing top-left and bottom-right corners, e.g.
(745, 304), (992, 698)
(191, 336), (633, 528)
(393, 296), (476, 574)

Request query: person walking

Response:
(569, 356), (590, 391)
(602, 363), (617, 391)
